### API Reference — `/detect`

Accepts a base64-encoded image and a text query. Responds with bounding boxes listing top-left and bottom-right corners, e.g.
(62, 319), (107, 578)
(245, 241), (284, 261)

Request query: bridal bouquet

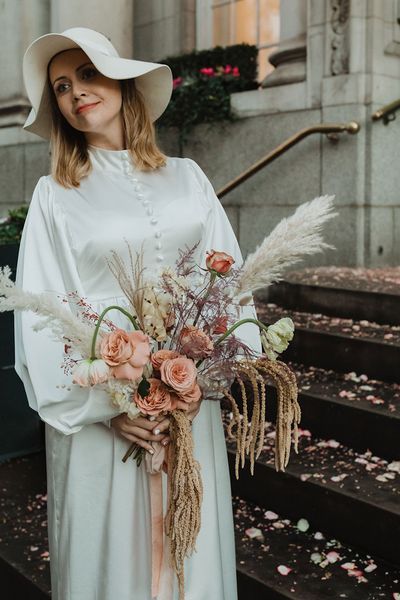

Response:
(0, 194), (337, 600)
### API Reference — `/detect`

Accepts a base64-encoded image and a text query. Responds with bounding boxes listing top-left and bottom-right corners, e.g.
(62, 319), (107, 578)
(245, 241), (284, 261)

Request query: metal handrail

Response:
(371, 98), (400, 124)
(216, 122), (360, 198)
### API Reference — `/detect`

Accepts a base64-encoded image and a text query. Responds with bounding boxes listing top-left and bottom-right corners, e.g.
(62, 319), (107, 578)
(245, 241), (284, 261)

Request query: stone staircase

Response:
(230, 278), (400, 599)
(1, 278), (399, 599)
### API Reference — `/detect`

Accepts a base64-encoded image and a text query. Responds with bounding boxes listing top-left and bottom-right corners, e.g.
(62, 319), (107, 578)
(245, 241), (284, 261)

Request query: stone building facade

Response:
(1, 0), (399, 266)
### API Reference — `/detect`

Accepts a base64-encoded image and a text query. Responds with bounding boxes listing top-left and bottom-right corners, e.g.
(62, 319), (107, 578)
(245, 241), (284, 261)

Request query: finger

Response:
(161, 436), (170, 447)
(127, 426), (169, 443)
(120, 432), (154, 454)
(128, 416), (161, 432)
(152, 418), (170, 435)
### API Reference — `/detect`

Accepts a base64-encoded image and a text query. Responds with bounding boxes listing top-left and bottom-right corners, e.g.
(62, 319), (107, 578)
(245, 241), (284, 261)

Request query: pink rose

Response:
(160, 356), (197, 394)
(179, 325), (214, 359)
(206, 250), (235, 275)
(151, 349), (180, 371)
(100, 328), (150, 381)
(135, 378), (173, 416)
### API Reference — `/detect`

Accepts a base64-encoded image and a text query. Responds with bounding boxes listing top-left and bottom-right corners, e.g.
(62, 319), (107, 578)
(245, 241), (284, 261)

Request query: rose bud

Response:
(206, 250), (235, 275)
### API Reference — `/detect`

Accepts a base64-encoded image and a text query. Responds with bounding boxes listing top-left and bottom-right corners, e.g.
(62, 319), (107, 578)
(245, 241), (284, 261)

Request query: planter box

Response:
(0, 244), (44, 462)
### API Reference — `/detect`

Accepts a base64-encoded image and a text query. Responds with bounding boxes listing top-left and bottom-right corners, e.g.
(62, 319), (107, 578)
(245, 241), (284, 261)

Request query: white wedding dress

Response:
(14, 146), (261, 600)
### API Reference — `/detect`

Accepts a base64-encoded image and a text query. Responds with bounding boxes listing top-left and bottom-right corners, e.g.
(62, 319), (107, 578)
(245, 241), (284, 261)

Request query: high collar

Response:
(87, 144), (136, 175)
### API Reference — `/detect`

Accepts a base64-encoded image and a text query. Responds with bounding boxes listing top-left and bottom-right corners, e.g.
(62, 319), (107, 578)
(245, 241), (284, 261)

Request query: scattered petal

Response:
(265, 510), (279, 520)
(326, 551), (340, 564)
(341, 562), (356, 570)
(245, 527), (264, 541)
(297, 518), (310, 532)
(311, 552), (323, 564)
(388, 461), (400, 474)
(364, 563), (377, 573)
(277, 565), (292, 576)
(331, 474), (348, 482)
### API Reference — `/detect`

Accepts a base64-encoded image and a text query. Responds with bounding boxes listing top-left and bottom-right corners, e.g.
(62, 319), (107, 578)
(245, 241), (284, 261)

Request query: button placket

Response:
(123, 153), (163, 264)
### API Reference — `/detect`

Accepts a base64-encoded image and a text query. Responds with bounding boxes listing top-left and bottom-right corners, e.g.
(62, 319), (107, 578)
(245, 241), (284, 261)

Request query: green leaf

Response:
(137, 377), (150, 398)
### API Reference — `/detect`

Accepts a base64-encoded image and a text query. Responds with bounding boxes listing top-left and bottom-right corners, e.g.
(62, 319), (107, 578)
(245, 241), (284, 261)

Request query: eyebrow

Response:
(52, 62), (94, 86)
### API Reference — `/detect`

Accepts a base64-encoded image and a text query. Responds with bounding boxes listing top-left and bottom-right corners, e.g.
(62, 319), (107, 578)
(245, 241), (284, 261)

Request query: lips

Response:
(76, 102), (100, 114)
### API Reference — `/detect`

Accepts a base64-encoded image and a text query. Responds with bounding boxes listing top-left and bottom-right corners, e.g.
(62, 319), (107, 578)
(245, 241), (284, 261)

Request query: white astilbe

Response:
(0, 266), (94, 356)
(234, 195), (337, 301)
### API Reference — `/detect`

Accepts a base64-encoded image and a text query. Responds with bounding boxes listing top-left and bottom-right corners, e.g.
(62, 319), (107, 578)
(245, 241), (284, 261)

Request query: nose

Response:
(71, 79), (88, 100)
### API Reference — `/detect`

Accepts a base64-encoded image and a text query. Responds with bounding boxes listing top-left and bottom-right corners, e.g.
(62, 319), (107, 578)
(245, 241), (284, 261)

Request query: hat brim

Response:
(23, 32), (173, 140)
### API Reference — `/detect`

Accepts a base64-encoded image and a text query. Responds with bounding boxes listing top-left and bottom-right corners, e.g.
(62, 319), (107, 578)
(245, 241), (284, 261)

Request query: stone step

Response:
(269, 361), (400, 461)
(225, 418), (400, 566)
(0, 453), (50, 600)
(255, 302), (400, 383)
(234, 495), (400, 600)
(257, 280), (400, 325)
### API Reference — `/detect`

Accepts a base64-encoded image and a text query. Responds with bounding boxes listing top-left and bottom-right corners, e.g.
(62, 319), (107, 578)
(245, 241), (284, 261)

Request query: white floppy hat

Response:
(22, 27), (173, 140)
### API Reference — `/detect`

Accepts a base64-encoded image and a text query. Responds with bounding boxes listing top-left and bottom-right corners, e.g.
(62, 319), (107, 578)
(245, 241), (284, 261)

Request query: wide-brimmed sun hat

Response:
(22, 27), (173, 140)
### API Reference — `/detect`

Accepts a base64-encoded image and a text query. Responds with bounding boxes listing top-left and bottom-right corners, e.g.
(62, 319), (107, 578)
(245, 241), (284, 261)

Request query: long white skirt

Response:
(45, 399), (237, 600)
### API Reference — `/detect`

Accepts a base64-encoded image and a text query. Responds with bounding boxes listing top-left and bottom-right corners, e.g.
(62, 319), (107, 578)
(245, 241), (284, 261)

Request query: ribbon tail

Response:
(150, 472), (164, 598)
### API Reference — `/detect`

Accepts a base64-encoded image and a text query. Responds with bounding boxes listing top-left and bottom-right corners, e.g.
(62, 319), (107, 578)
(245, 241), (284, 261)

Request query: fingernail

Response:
(148, 448), (154, 454)
(154, 428), (160, 435)
(162, 439), (169, 446)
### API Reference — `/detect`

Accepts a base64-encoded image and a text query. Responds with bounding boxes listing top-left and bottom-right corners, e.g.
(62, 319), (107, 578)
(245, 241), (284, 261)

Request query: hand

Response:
(110, 413), (170, 454)
(172, 397), (203, 424)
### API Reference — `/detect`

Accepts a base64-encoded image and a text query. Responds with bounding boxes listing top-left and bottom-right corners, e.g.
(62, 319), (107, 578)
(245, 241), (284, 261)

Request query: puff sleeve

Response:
(14, 176), (123, 435)
(186, 158), (262, 357)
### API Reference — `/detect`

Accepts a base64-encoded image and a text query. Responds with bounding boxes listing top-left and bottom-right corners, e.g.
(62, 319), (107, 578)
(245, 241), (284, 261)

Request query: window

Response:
(197, 0), (280, 82)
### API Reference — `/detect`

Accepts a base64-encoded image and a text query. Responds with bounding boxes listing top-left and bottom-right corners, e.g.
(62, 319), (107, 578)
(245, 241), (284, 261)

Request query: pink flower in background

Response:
(200, 67), (215, 76)
(151, 349), (180, 371)
(160, 356), (197, 394)
(232, 66), (240, 76)
(224, 64), (232, 74)
(173, 76), (183, 89)
(135, 378), (173, 416)
(100, 329), (150, 381)
(179, 325), (214, 359)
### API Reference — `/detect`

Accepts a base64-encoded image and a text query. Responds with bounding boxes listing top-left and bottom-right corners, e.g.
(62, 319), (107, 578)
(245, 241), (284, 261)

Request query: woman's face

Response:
(48, 48), (123, 141)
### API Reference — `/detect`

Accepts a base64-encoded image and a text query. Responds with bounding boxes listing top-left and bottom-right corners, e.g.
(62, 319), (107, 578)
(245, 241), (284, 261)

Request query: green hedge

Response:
(0, 205), (28, 245)
(157, 43), (260, 147)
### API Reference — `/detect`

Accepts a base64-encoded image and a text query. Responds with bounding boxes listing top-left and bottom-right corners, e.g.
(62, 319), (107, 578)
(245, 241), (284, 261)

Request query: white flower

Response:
(72, 358), (110, 386)
(142, 284), (174, 341)
(261, 317), (295, 360)
(127, 402), (141, 420)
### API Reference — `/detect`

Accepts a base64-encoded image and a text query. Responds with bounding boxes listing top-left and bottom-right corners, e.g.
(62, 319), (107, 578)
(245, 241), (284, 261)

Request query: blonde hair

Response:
(47, 76), (167, 188)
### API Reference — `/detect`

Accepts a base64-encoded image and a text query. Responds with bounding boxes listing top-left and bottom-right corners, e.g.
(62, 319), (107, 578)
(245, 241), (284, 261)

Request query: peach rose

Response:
(206, 250), (235, 275)
(100, 328), (150, 381)
(134, 378), (173, 416)
(179, 383), (202, 404)
(160, 356), (197, 394)
(179, 325), (214, 359)
(151, 349), (180, 371)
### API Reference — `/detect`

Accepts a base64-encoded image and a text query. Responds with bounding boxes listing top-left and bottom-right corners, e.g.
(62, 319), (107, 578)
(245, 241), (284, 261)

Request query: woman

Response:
(15, 27), (261, 600)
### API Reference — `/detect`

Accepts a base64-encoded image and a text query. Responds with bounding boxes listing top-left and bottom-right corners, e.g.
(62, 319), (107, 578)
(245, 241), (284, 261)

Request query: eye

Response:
(55, 82), (69, 94)
(81, 67), (98, 80)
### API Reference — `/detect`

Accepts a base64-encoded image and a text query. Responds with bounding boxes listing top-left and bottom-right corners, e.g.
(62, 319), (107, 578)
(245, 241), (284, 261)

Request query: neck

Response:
(84, 119), (126, 151)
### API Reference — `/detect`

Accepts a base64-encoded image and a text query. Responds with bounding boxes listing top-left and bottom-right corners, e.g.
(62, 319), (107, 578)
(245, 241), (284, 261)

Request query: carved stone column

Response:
(329, 0), (350, 75)
(261, 0), (307, 88)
